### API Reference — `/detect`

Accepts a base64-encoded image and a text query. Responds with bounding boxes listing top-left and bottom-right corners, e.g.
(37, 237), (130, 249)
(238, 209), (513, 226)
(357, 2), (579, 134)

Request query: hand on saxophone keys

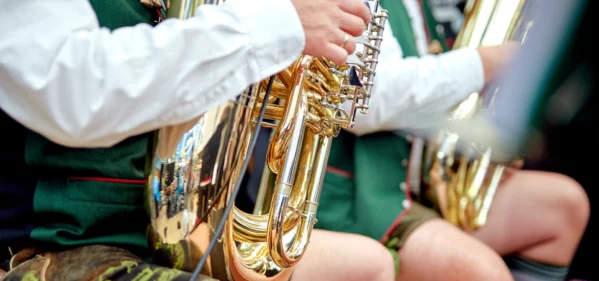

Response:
(291, 0), (371, 66)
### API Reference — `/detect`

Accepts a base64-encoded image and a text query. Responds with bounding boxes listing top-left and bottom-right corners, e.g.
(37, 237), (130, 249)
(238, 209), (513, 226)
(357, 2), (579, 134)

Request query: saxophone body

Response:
(421, 0), (537, 232)
(145, 1), (388, 280)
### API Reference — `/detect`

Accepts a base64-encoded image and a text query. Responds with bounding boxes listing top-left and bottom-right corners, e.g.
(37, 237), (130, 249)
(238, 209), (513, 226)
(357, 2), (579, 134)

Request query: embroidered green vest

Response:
(315, 0), (447, 240)
(4, 0), (157, 260)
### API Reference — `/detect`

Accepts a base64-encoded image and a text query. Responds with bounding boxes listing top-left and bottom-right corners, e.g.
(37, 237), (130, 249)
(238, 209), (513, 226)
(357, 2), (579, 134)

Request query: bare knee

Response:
(553, 175), (589, 235)
(466, 251), (514, 281)
(293, 230), (395, 281)
(349, 234), (396, 281)
(536, 174), (589, 264)
(503, 172), (590, 264)
(398, 220), (513, 281)
(446, 236), (513, 281)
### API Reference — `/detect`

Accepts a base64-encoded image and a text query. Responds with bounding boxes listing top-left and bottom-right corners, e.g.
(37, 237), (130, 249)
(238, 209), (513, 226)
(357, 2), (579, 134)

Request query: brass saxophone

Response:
(145, 1), (388, 280)
(421, 0), (537, 232)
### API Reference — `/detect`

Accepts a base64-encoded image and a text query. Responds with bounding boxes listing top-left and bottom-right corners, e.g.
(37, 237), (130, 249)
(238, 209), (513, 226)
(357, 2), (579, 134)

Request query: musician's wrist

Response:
(476, 46), (497, 84)
(477, 42), (520, 84)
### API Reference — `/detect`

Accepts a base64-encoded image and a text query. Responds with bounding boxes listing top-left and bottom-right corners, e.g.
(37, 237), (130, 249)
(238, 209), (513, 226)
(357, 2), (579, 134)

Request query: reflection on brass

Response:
(145, 1), (388, 280)
(421, 0), (537, 232)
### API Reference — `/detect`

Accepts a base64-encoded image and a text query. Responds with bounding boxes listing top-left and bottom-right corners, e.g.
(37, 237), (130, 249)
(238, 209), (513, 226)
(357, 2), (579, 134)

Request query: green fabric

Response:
(27, 0), (157, 260)
(316, 0), (447, 241)
(89, 0), (156, 30)
(421, 0), (450, 52)
(385, 239), (400, 274)
(379, 0), (448, 58)
(380, 0), (419, 57)
(317, 131), (411, 240)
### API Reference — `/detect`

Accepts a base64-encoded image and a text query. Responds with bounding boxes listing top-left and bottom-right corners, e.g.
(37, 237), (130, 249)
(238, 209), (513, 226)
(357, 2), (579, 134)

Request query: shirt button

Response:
(401, 159), (408, 168)
(399, 182), (407, 192)
(402, 199), (411, 209)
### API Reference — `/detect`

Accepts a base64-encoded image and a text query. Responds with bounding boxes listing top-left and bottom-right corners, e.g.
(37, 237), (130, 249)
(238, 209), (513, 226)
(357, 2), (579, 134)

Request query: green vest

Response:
(15, 0), (157, 260)
(315, 0), (446, 241)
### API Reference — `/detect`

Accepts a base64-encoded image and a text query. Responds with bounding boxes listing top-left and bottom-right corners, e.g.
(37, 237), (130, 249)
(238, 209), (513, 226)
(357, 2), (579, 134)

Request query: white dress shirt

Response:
(0, 0), (304, 148)
(344, 0), (485, 136)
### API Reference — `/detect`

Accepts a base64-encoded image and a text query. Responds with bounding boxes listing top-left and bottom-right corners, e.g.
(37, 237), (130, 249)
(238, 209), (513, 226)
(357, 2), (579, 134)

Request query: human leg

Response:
(289, 170), (589, 281)
(471, 170), (589, 281)
(292, 202), (513, 281)
(290, 201), (441, 281)
(473, 170), (589, 265)
(393, 170), (588, 281)
(291, 229), (395, 281)
(394, 218), (513, 281)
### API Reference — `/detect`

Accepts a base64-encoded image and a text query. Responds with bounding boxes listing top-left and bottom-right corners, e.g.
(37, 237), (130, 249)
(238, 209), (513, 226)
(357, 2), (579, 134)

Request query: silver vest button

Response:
(402, 199), (411, 209)
(399, 182), (407, 192)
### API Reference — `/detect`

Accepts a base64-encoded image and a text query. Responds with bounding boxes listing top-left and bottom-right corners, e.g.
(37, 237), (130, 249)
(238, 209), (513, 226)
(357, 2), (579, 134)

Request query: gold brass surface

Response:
(146, 1), (388, 280)
(421, 0), (537, 232)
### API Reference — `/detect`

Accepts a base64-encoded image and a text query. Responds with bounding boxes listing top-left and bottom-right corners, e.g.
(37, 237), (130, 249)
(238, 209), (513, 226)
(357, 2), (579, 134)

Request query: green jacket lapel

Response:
(380, 0), (419, 57)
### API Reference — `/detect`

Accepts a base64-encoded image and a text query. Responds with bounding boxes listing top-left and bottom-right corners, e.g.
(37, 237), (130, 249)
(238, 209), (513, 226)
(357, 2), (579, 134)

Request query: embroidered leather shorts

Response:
(0, 245), (217, 281)
(384, 201), (441, 251)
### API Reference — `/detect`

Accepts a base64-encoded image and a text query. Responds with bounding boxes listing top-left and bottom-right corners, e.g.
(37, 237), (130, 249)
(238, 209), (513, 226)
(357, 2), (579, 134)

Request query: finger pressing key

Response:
(323, 43), (349, 66)
(338, 11), (367, 36)
(339, 0), (371, 26)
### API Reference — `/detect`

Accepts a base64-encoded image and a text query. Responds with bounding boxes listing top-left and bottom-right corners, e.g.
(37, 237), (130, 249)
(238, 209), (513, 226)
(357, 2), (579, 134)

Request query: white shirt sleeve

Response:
(0, 0), (304, 148)
(345, 20), (485, 136)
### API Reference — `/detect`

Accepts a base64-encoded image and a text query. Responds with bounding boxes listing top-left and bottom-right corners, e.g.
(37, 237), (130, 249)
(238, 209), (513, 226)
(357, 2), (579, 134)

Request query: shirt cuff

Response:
(440, 47), (485, 98)
(225, 0), (306, 78)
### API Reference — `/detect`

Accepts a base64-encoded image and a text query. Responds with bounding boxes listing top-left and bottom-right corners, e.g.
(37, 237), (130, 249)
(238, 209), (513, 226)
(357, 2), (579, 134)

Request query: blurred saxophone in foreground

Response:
(421, 0), (538, 232)
(145, 1), (388, 280)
